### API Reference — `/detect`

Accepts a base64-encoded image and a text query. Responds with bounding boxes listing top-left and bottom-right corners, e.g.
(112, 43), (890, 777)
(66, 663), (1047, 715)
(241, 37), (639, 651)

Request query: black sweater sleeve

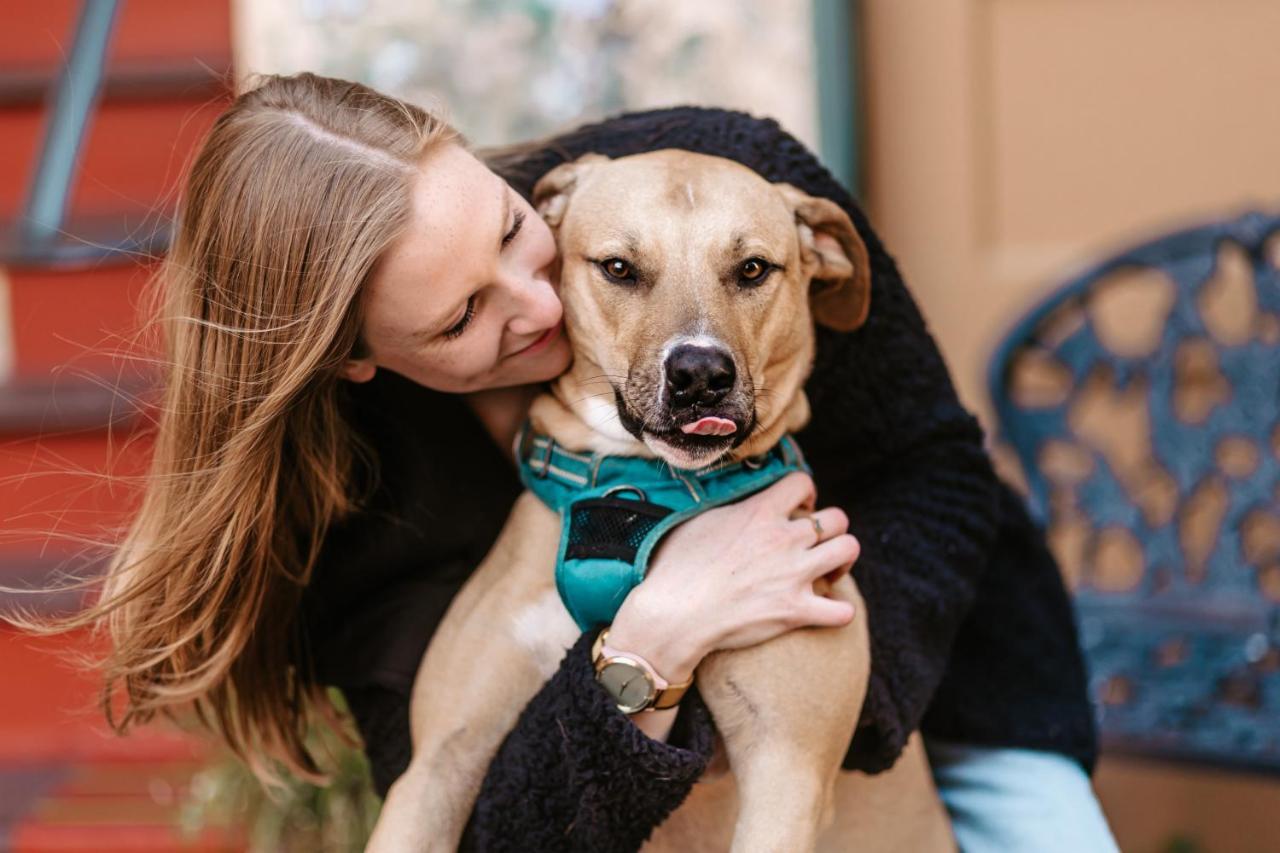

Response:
(461, 631), (715, 853)
(803, 319), (1000, 773)
(493, 106), (1002, 774)
(343, 632), (716, 852)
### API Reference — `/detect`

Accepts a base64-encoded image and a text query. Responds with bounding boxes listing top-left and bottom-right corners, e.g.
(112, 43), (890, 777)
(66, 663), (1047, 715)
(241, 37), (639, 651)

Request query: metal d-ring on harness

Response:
(515, 422), (811, 630)
(602, 485), (649, 502)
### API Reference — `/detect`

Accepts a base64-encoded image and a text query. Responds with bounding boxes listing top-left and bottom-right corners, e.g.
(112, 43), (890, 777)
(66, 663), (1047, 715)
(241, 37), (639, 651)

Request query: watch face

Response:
(598, 659), (655, 713)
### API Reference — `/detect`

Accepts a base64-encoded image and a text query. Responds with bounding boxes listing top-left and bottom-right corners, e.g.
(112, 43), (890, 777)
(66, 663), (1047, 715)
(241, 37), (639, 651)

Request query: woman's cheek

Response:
(529, 214), (558, 270)
(486, 314), (515, 373)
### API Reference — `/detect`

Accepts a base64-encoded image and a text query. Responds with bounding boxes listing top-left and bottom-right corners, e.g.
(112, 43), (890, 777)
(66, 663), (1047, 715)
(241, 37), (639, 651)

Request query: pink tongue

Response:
(680, 416), (738, 436)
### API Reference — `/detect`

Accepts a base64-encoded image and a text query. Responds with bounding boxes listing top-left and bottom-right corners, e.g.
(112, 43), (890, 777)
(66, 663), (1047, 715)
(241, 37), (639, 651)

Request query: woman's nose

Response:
(505, 273), (562, 336)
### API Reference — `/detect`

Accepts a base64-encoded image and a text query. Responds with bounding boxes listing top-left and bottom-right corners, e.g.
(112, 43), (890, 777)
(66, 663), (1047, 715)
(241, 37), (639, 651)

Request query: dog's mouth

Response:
(679, 416), (739, 437)
(613, 387), (754, 468)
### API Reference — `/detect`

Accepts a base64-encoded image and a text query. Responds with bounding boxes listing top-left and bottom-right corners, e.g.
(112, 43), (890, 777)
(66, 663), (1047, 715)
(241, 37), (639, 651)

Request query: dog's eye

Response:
(739, 257), (772, 285)
(599, 258), (636, 282)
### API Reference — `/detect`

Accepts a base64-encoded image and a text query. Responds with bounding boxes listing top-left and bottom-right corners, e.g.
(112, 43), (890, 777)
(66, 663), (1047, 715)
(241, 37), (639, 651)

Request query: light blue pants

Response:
(926, 739), (1120, 853)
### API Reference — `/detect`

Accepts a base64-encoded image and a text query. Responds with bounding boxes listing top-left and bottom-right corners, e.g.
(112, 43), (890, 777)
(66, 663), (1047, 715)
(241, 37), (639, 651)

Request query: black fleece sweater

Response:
(298, 107), (1095, 850)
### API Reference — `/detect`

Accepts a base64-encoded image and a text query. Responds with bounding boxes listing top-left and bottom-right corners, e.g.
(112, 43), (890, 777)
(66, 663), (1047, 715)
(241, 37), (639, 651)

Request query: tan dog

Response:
(365, 151), (954, 852)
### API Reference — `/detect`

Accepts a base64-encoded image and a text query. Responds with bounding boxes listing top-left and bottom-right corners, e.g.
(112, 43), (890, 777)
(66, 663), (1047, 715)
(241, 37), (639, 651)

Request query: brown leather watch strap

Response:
(651, 677), (691, 710)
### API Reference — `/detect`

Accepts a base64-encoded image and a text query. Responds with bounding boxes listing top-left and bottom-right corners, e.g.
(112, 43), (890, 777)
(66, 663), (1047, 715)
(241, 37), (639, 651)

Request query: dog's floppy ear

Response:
(775, 183), (871, 332)
(532, 153), (610, 228)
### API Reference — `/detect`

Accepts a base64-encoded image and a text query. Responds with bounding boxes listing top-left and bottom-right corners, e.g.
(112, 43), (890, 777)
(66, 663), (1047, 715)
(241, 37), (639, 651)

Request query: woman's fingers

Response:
(803, 533), (861, 580)
(753, 471), (817, 515)
(821, 560), (855, 585)
(798, 595), (856, 628)
(645, 473), (864, 656)
(789, 506), (849, 544)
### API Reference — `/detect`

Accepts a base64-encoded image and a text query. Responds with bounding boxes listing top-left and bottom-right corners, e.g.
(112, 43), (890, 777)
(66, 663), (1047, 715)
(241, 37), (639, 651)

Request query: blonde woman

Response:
(16, 73), (1116, 851)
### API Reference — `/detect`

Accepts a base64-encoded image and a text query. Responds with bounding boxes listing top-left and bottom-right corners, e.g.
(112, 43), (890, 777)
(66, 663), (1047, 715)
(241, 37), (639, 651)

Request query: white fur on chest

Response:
(580, 395), (644, 452)
(507, 588), (581, 678)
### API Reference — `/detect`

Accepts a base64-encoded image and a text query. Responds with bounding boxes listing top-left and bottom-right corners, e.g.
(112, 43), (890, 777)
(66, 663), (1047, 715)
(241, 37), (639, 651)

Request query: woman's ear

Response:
(339, 357), (376, 383)
(532, 153), (610, 228)
(774, 183), (872, 332)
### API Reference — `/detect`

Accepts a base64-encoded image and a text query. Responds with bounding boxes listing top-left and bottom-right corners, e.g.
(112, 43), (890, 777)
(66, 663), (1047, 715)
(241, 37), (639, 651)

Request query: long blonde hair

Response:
(5, 72), (457, 788)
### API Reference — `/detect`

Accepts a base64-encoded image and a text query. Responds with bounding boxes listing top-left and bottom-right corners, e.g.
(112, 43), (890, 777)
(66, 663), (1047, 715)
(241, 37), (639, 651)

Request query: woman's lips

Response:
(515, 320), (563, 357)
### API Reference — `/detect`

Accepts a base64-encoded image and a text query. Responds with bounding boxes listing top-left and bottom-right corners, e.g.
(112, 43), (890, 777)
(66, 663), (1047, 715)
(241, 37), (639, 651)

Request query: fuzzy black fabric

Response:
(299, 106), (1096, 847)
(460, 632), (715, 853)
(920, 486), (1099, 755)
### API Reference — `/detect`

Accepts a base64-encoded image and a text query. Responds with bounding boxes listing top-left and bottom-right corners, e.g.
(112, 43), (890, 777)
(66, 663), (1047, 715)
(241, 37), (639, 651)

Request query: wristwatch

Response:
(592, 628), (694, 714)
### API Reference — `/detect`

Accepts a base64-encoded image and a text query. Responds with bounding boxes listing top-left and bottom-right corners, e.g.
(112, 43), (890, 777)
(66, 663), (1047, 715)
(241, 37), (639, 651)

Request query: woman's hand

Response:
(607, 472), (859, 685)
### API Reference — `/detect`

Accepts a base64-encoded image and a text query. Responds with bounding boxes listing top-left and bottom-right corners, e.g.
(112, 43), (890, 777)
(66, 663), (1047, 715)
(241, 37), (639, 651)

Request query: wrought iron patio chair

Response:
(988, 210), (1280, 771)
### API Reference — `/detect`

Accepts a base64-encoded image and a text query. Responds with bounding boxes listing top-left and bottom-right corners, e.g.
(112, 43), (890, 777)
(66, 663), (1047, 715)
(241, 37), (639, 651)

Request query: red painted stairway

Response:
(1, 3), (245, 849)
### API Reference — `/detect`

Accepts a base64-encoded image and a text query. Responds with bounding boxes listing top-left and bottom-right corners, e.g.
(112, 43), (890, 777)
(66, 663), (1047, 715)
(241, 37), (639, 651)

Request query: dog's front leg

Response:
(696, 574), (867, 853)
(364, 493), (574, 852)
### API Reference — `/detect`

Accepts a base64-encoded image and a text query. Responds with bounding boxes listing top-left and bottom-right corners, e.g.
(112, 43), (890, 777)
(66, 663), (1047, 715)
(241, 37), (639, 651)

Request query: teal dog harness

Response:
(516, 423), (811, 631)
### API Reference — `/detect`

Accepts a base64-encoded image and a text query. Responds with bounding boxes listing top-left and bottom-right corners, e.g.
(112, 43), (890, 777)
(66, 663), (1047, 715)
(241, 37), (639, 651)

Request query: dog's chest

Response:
(508, 588), (580, 679)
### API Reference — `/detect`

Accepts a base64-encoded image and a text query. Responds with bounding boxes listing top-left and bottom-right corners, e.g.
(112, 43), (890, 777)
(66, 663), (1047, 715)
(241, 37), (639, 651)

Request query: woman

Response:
(21, 73), (1115, 851)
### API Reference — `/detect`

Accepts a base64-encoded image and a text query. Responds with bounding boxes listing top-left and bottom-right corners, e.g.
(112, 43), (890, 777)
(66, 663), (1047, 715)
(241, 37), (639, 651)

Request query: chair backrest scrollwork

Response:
(989, 211), (1280, 772)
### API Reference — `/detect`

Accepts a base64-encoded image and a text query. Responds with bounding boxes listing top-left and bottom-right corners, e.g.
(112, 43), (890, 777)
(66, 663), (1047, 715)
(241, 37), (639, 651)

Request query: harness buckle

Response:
(742, 453), (768, 471)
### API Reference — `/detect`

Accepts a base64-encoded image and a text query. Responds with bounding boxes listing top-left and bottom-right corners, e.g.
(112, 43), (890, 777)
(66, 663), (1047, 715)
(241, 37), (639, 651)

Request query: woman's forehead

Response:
(404, 145), (504, 269)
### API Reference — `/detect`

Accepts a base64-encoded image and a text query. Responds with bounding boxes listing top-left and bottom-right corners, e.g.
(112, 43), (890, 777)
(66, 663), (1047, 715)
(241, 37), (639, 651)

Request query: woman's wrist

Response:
(608, 594), (706, 685)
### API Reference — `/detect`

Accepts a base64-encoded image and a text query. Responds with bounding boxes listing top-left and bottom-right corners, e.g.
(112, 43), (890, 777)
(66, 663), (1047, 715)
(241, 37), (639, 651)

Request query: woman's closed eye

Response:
(442, 200), (523, 341)
(502, 209), (525, 248)
(442, 295), (477, 339)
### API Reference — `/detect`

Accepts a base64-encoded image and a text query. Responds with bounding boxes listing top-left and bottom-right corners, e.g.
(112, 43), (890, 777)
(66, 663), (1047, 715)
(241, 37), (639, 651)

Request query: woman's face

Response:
(343, 144), (571, 393)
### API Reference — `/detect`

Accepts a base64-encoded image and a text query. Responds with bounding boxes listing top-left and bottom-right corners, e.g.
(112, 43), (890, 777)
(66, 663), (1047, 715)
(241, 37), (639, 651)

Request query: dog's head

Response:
(533, 150), (870, 468)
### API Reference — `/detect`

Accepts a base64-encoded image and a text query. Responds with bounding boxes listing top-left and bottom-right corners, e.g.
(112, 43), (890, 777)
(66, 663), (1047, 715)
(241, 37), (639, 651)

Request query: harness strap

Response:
(515, 422), (810, 630)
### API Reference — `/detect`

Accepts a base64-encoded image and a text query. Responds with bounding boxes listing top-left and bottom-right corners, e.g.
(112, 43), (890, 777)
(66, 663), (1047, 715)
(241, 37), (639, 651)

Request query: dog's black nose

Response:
(664, 345), (735, 408)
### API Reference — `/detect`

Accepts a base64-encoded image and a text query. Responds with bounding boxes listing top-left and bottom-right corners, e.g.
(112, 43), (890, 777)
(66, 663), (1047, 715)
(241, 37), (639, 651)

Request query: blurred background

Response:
(0, 0), (1277, 850)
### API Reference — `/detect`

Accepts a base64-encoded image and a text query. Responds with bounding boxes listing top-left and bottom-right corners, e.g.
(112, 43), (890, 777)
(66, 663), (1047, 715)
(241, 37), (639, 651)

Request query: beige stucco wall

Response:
(862, 0), (1280, 429)
(860, 2), (1280, 850)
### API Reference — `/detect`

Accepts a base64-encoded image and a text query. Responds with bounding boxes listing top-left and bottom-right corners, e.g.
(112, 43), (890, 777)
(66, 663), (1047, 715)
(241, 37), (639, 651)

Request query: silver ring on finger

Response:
(809, 514), (824, 541)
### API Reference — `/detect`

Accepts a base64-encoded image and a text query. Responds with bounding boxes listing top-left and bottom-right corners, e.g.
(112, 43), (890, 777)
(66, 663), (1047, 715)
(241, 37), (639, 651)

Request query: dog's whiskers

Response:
(567, 390), (620, 407)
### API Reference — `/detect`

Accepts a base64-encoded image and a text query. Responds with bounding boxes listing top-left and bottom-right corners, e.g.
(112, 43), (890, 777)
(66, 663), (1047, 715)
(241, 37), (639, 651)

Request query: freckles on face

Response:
(356, 144), (569, 393)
